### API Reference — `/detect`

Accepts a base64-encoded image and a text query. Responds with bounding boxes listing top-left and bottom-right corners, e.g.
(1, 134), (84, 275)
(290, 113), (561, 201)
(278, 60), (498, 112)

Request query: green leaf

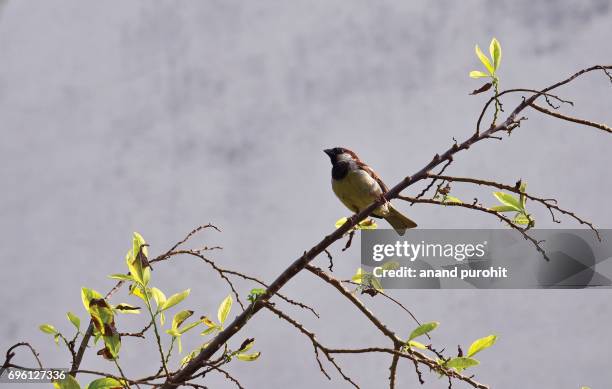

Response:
(408, 322), (439, 341)
(351, 268), (364, 284)
(513, 213), (531, 225)
(489, 205), (516, 213)
(54, 374), (81, 389)
(67, 312), (80, 330)
(467, 335), (498, 358)
(201, 316), (217, 328)
(493, 192), (523, 211)
(445, 356), (480, 370)
(125, 250), (142, 286)
(407, 340), (427, 350)
(108, 274), (134, 282)
(85, 377), (125, 389)
(178, 321), (201, 335)
(217, 294), (233, 324)
(236, 352), (261, 361)
(160, 289), (190, 312)
(335, 217), (348, 229)
(142, 266), (151, 286)
(150, 287), (167, 309)
(132, 231), (147, 259)
(444, 195), (463, 204)
(489, 38), (502, 71)
(200, 326), (218, 336)
(247, 288), (266, 303)
(475, 44), (494, 74)
(103, 333), (121, 359)
(172, 310), (194, 330)
(469, 70), (490, 79)
(39, 324), (57, 334)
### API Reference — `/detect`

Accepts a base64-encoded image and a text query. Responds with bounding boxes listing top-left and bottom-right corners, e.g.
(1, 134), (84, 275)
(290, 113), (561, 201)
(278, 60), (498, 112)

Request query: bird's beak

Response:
(323, 149), (333, 158)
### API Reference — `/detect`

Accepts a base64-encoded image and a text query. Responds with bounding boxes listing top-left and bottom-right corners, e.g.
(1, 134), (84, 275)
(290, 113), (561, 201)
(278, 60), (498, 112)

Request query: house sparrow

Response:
(324, 147), (417, 235)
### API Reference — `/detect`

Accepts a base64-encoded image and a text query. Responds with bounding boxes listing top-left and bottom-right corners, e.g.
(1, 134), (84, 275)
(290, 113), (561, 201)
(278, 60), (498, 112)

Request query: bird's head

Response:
(323, 147), (359, 165)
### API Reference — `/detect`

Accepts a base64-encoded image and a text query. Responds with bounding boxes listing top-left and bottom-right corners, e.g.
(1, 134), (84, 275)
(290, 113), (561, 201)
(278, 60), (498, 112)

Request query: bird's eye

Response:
(334, 148), (342, 154)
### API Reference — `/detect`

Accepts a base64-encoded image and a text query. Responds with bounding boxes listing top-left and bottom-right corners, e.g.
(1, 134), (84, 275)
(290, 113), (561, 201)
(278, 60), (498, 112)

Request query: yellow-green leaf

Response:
(172, 310), (194, 330)
(335, 217), (349, 229)
(408, 322), (439, 341)
(475, 44), (494, 74)
(217, 294), (233, 324)
(489, 37), (502, 71)
(132, 232), (147, 259)
(351, 268), (364, 284)
(236, 352), (261, 361)
(467, 335), (497, 358)
(514, 213), (531, 225)
(108, 274), (134, 282)
(444, 195), (463, 204)
(445, 356), (480, 370)
(160, 289), (190, 312)
(103, 334), (121, 359)
(200, 326), (218, 336)
(39, 324), (57, 334)
(407, 340), (427, 350)
(86, 377), (125, 389)
(201, 316), (216, 328)
(469, 70), (490, 79)
(53, 374), (80, 389)
(489, 205), (516, 213)
(179, 321), (201, 335)
(67, 312), (80, 330)
(493, 192), (523, 211)
(150, 287), (167, 309)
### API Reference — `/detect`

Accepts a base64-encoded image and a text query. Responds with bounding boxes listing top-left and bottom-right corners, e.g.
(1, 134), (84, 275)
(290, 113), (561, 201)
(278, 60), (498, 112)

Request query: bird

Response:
(324, 147), (417, 235)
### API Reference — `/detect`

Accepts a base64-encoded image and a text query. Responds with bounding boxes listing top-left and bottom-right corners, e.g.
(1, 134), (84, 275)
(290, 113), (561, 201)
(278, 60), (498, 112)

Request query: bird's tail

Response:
(384, 205), (417, 236)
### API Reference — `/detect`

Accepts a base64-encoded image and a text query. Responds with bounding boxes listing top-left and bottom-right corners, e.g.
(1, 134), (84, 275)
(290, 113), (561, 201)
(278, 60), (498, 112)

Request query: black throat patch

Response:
(331, 161), (350, 180)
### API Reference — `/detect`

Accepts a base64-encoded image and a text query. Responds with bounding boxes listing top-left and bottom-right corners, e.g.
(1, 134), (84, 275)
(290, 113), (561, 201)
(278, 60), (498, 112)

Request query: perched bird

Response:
(324, 147), (417, 235)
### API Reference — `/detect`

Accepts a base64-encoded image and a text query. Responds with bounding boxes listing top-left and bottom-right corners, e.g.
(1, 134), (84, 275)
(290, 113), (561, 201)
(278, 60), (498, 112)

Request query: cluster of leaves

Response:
(404, 322), (497, 373)
(469, 38), (502, 96)
(40, 232), (259, 389)
(351, 261), (399, 294)
(489, 182), (534, 227)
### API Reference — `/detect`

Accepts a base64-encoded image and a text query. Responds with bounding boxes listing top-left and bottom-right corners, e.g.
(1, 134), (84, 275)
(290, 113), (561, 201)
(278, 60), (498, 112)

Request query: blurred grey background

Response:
(1, 1), (611, 388)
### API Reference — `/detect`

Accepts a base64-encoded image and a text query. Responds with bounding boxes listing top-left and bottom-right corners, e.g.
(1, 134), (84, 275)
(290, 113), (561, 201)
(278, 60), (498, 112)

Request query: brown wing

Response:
(356, 160), (389, 192)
